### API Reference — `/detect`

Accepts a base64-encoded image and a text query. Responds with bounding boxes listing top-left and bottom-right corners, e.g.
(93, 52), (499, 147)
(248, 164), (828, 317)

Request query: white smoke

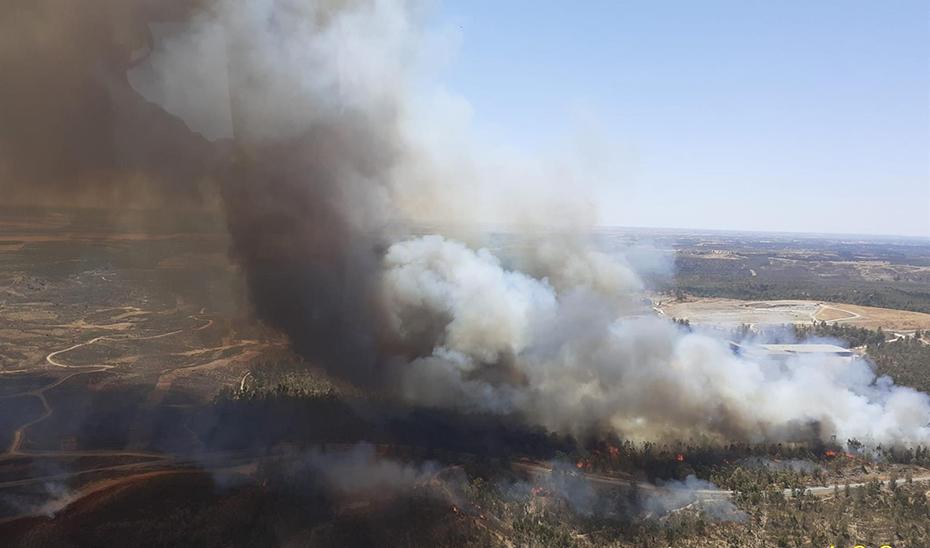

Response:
(383, 235), (930, 445)
(499, 463), (742, 521)
(129, 0), (930, 447)
(646, 475), (745, 521)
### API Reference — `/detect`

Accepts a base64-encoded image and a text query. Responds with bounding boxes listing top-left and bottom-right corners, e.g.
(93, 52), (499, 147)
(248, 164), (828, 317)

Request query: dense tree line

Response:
(869, 337), (930, 393)
(732, 321), (887, 347)
(794, 321), (887, 347)
(672, 276), (930, 315)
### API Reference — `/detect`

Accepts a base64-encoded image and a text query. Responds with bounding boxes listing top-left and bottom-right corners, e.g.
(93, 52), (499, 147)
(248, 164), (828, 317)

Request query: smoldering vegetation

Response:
(261, 443), (443, 498)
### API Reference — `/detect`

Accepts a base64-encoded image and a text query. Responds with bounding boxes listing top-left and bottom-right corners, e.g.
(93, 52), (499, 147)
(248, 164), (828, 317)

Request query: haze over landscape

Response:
(0, 1), (928, 546)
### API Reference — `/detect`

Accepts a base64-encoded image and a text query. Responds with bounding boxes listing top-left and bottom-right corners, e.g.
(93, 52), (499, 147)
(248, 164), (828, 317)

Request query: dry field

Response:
(657, 297), (930, 334)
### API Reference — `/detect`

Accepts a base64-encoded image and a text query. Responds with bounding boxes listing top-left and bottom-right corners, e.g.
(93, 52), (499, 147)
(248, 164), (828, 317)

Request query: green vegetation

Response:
(677, 277), (930, 315)
(668, 236), (930, 315)
(794, 321), (887, 347)
(869, 337), (930, 393)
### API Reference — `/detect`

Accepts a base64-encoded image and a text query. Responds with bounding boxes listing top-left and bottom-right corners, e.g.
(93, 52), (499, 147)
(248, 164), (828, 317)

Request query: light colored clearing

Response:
(170, 341), (257, 357)
(814, 306), (857, 321)
(813, 302), (930, 332)
(0, 243), (24, 252)
(53, 320), (135, 331)
(660, 297), (930, 333)
(659, 298), (819, 326)
(684, 250), (743, 260)
(109, 308), (149, 321)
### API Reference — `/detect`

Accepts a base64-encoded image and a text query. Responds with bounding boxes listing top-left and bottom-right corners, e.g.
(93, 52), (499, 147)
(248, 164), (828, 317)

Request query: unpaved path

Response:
(2, 315), (212, 456)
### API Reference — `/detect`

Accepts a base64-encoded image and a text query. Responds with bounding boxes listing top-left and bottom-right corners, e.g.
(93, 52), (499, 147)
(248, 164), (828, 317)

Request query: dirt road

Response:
(3, 313), (214, 456)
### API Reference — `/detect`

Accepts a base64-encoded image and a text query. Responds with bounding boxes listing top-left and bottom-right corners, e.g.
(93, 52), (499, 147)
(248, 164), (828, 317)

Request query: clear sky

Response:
(436, 1), (930, 237)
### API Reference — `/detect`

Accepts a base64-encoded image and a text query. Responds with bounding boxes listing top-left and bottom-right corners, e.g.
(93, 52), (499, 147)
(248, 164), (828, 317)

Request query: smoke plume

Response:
(2, 0), (929, 446)
(381, 235), (930, 444)
(265, 443), (443, 498)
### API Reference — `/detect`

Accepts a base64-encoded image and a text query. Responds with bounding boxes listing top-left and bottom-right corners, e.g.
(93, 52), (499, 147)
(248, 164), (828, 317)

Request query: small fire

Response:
(575, 459), (592, 470)
(824, 450), (837, 458)
(675, 453), (685, 462)
(608, 445), (620, 459)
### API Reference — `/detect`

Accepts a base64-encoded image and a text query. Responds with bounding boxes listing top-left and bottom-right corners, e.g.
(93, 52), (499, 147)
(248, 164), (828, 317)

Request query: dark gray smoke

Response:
(194, 0), (415, 386)
(1, 0), (403, 385)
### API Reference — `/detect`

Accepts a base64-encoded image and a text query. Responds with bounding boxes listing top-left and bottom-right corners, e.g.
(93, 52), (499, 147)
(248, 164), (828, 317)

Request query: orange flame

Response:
(575, 458), (593, 470)
(675, 453), (685, 462)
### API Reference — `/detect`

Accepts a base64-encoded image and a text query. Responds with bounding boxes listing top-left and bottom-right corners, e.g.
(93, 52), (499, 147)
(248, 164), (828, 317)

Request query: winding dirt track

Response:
(4, 371), (106, 454)
(146, 345), (259, 407)
(813, 304), (861, 323)
(0, 308), (275, 524)
(44, 316), (212, 369)
(2, 314), (213, 456)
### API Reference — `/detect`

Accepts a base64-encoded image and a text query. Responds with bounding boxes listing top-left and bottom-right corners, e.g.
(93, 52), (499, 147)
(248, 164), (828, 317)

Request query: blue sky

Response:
(435, 1), (930, 237)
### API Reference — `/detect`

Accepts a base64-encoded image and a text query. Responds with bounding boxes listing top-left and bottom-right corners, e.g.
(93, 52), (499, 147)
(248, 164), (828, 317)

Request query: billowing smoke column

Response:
(2, 0), (929, 446)
(382, 236), (930, 443)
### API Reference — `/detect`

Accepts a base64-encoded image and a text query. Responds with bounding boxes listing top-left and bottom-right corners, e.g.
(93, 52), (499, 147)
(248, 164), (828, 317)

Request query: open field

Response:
(657, 297), (930, 334)
(813, 302), (930, 332)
